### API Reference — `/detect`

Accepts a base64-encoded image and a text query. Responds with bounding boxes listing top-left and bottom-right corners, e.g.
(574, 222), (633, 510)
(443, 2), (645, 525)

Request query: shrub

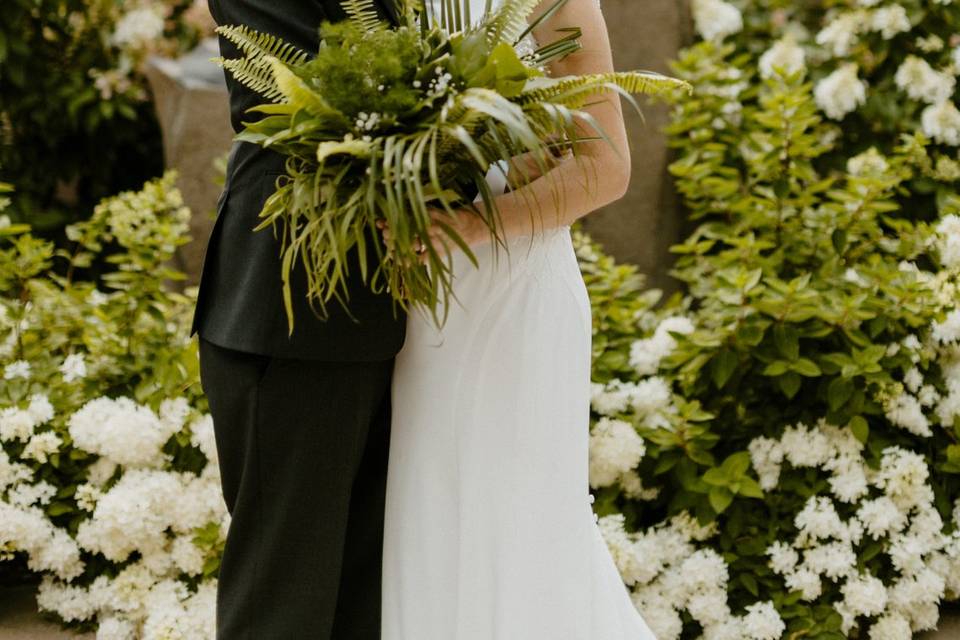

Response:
(0, 173), (223, 637)
(0, 0), (209, 231)
(584, 1), (960, 638)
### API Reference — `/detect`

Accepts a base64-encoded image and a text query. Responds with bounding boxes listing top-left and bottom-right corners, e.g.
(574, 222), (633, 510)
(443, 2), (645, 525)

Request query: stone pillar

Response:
(581, 0), (693, 293)
(144, 38), (234, 288)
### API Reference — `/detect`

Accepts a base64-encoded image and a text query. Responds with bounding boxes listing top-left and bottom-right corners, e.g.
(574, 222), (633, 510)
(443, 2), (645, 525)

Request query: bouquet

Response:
(215, 0), (688, 331)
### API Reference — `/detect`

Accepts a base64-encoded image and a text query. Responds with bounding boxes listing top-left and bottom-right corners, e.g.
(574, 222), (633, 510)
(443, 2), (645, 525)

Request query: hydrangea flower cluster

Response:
(0, 393), (226, 638)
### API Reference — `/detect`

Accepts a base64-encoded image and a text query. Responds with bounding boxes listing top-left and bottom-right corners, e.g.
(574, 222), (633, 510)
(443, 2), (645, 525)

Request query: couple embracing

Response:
(192, 0), (657, 638)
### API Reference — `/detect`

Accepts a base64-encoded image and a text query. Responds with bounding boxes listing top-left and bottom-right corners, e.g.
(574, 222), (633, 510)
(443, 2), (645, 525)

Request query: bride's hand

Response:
(425, 207), (488, 258)
(376, 209), (486, 265)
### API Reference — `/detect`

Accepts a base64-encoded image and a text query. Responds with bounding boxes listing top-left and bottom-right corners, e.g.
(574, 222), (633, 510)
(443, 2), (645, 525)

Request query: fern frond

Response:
(518, 71), (692, 109)
(342, 0), (386, 32)
(215, 24), (309, 67)
(215, 56), (285, 102)
(485, 0), (540, 45)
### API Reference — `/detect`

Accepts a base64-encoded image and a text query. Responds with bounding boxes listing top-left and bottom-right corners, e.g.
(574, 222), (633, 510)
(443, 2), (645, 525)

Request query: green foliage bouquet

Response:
(214, 0), (687, 330)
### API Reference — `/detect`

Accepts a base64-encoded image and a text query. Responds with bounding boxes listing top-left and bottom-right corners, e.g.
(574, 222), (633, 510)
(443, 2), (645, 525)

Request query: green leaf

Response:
(791, 358), (822, 377)
(827, 377), (854, 411)
(703, 467), (729, 487)
(831, 228), (847, 254)
(948, 444), (960, 464)
(708, 486), (734, 514)
(762, 360), (790, 376)
(848, 416), (869, 444)
(773, 324), (799, 360)
(738, 476), (765, 498)
(778, 371), (802, 398)
(711, 348), (738, 389)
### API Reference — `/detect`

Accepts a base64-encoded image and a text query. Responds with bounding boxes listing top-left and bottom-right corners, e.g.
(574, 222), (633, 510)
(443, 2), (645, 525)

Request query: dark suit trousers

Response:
(198, 336), (394, 639)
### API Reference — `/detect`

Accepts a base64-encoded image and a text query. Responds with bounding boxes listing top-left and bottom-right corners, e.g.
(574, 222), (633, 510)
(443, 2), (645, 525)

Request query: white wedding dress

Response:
(381, 2), (657, 638)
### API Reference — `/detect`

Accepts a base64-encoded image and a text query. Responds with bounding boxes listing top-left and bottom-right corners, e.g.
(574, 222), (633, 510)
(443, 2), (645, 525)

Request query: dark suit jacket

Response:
(191, 0), (406, 361)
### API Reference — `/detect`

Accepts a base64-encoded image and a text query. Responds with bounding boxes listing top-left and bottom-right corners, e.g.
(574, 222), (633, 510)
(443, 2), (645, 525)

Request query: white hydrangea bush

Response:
(581, 1), (960, 637)
(0, 173), (226, 638)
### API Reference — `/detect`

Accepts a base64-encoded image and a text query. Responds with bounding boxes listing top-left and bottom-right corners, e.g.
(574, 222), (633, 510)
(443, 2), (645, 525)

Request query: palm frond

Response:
(528, 27), (581, 66)
(342, 0), (386, 31)
(515, 0), (571, 43)
(518, 71), (692, 108)
(214, 24), (309, 67)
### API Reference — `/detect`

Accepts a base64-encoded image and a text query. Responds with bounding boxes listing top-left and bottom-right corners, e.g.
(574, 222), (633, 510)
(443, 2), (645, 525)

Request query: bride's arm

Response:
(441, 0), (630, 247)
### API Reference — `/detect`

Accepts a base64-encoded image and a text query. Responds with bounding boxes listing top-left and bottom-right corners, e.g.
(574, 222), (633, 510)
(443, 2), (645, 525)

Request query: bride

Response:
(381, 0), (657, 638)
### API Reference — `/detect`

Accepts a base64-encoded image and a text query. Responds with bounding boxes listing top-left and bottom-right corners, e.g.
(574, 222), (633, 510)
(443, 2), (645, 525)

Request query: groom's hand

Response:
(376, 219), (429, 265)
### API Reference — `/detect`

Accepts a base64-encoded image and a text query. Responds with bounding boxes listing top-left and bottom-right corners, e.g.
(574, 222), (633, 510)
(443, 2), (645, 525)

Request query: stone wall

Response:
(580, 0), (692, 294)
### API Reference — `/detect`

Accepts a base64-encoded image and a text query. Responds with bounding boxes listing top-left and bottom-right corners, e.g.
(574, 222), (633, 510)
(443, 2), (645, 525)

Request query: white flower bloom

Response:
(0, 449), (32, 491)
(27, 393), (54, 424)
(748, 436), (784, 491)
(857, 496), (908, 538)
(0, 503), (83, 580)
(869, 5), (911, 40)
(59, 353), (87, 383)
(68, 397), (176, 468)
(869, 612), (912, 640)
(589, 418), (645, 488)
(629, 377), (673, 417)
(795, 495), (846, 541)
(8, 480), (57, 507)
(597, 514), (647, 586)
(932, 308), (960, 343)
(765, 540), (798, 574)
(111, 7), (165, 47)
(841, 572), (888, 616)
(904, 366), (924, 392)
(936, 214), (960, 268)
(922, 100), (960, 146)
(815, 64), (867, 120)
(35, 576), (96, 623)
(22, 432), (63, 464)
(741, 601), (785, 640)
(884, 390), (932, 437)
(4, 359), (31, 380)
(759, 38), (806, 79)
(633, 599), (683, 640)
(828, 462), (869, 503)
(687, 589), (730, 627)
(895, 56), (956, 104)
(781, 422), (832, 468)
(802, 540), (858, 580)
(691, 0), (743, 42)
(85, 457), (118, 486)
(591, 380), (634, 416)
(94, 616), (137, 640)
(0, 407), (38, 442)
(76, 469), (184, 563)
(170, 536), (205, 576)
(815, 13), (863, 57)
(784, 568), (823, 600)
(847, 147), (889, 176)
(629, 316), (695, 375)
(619, 470), (661, 501)
(874, 446), (932, 512)
(190, 414), (218, 466)
(74, 482), (102, 512)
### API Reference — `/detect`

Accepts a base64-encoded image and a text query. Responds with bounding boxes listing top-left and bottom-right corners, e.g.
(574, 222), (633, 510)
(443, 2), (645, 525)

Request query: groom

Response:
(192, 1), (405, 638)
